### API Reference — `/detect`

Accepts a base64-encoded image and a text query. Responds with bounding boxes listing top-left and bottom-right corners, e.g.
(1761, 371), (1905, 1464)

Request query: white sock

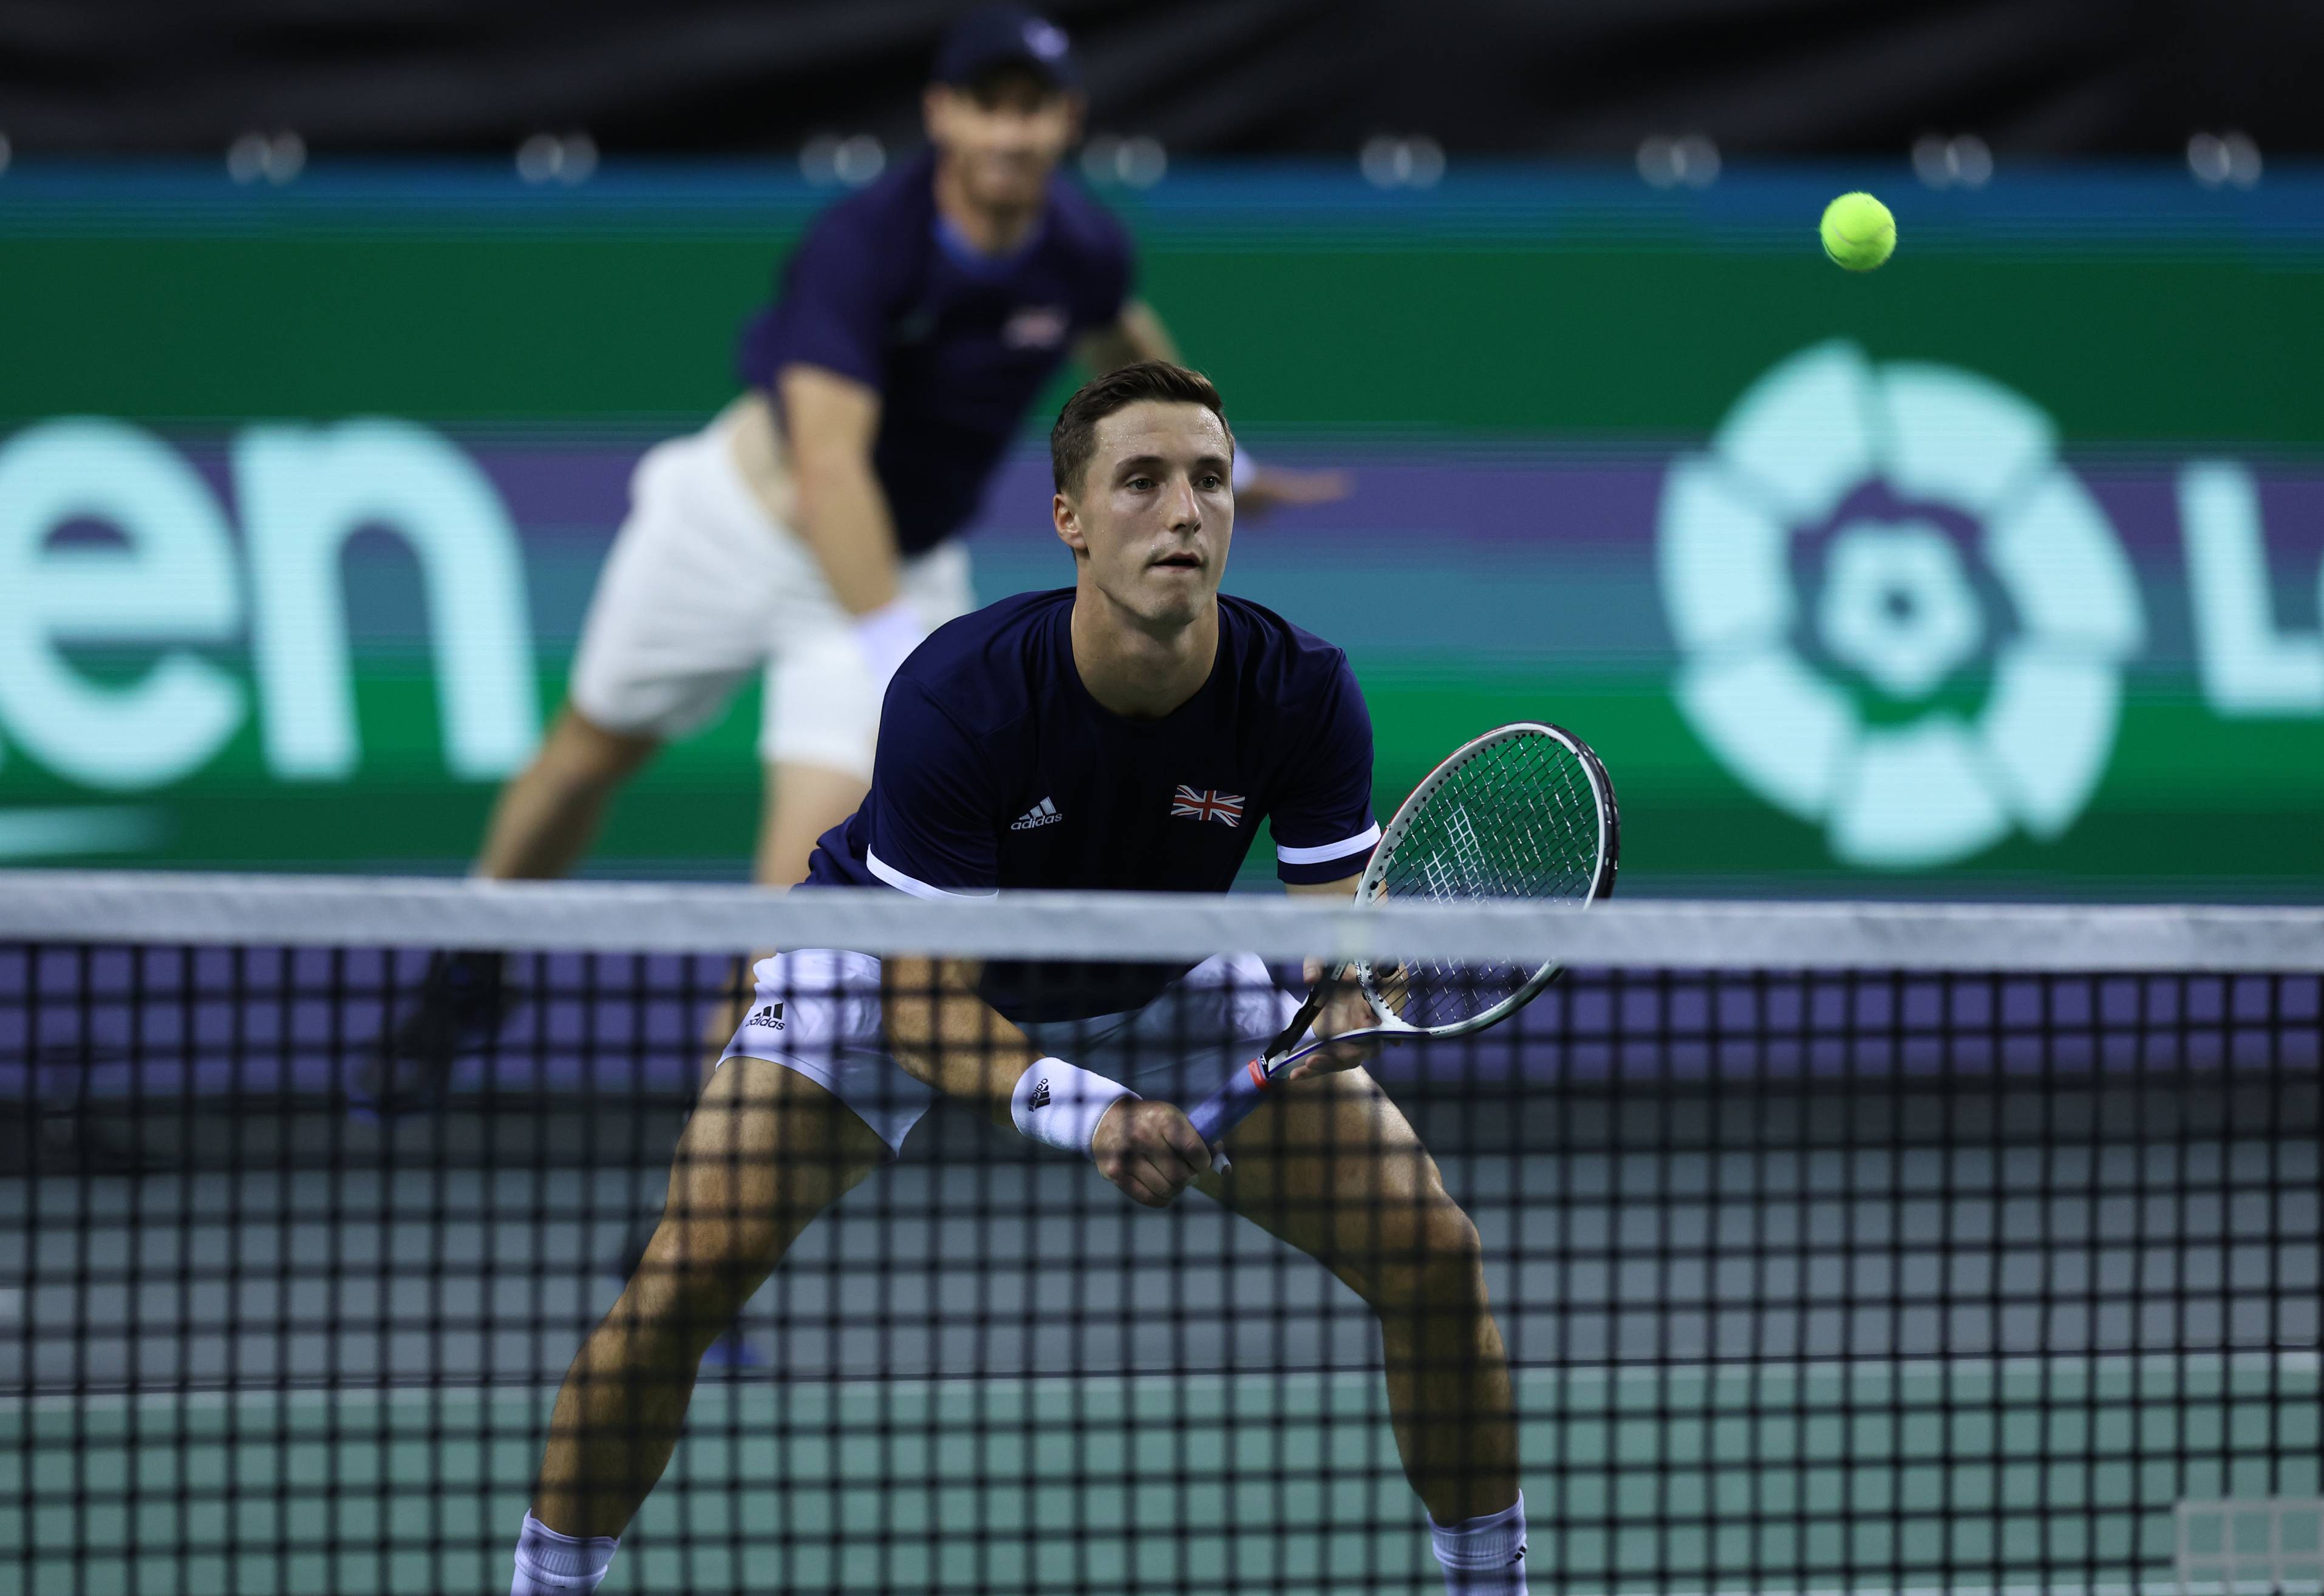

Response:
(1431, 1493), (1528, 1596)
(511, 1512), (619, 1595)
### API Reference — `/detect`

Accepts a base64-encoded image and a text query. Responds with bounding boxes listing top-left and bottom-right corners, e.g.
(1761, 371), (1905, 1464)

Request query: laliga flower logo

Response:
(1658, 340), (2145, 868)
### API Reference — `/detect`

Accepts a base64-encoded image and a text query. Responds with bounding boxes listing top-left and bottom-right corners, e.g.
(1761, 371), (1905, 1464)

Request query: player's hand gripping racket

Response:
(1185, 722), (1619, 1149)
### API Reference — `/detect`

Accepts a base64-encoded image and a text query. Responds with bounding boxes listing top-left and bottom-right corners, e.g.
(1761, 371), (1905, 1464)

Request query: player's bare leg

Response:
(609, 759), (873, 1365)
(533, 1059), (887, 1538)
(477, 705), (661, 882)
(1200, 1068), (1518, 1526)
(690, 758), (871, 1086)
(756, 759), (870, 890)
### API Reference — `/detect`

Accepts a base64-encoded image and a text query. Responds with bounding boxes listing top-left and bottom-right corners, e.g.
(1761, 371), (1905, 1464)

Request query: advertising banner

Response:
(2, 168), (2319, 895)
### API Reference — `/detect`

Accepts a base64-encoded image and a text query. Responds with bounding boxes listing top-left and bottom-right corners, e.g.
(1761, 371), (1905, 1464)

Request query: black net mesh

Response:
(4, 932), (2320, 1595)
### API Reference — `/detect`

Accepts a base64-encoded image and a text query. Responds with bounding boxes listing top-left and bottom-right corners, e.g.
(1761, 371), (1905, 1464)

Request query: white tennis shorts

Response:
(567, 413), (976, 778)
(719, 950), (1300, 1155)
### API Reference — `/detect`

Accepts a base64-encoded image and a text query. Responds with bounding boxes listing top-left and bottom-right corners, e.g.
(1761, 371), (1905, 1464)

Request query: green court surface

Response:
(9, 1357), (2317, 1595)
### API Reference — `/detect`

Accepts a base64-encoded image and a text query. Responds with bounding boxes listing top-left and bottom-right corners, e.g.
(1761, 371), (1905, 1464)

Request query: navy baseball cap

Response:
(933, 7), (1080, 92)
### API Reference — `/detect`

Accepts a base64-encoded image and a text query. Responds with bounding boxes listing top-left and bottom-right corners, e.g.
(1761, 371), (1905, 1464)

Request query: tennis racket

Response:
(1184, 721), (1619, 1147)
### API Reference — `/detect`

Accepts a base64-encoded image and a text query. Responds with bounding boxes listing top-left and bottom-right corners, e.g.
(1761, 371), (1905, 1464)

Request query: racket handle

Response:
(1187, 1058), (1273, 1146)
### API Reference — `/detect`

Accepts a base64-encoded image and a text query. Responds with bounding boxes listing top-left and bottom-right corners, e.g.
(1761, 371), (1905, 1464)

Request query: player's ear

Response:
(1053, 492), (1089, 557)
(922, 85), (955, 143)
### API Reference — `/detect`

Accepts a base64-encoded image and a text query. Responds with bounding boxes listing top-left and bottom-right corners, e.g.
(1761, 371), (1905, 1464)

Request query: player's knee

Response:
(615, 1214), (774, 1352)
(1415, 1204), (1488, 1306)
(638, 1189), (783, 1294)
(539, 706), (656, 791)
(1364, 1200), (1487, 1313)
(675, 1181), (791, 1269)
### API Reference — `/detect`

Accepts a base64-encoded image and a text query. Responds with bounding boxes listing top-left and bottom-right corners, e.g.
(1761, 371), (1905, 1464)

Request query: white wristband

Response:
(851, 596), (925, 688)
(1011, 1058), (1133, 1159)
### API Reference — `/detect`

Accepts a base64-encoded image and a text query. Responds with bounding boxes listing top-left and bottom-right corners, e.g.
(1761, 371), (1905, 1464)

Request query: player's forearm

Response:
(880, 956), (1038, 1127)
(882, 957), (1140, 1159)
(776, 362), (904, 617)
(791, 455), (904, 616)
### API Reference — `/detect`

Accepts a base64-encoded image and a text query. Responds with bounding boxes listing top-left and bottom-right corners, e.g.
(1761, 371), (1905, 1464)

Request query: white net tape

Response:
(2, 869), (2322, 970)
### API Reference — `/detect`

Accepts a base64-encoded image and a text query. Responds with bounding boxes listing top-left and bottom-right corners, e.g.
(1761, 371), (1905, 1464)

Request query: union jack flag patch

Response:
(1171, 786), (1245, 826)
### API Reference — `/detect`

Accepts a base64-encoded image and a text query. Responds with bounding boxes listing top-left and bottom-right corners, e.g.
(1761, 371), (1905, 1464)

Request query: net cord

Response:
(3, 869), (2323, 970)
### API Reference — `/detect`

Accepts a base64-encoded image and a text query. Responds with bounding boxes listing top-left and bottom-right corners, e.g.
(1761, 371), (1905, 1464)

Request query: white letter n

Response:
(237, 419), (542, 779)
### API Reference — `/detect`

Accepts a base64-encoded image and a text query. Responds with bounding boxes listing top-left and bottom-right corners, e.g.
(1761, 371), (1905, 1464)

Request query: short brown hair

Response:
(1050, 359), (1234, 495)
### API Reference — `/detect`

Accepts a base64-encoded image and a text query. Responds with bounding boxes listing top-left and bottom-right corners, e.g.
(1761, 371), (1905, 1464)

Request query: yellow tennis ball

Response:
(1820, 191), (1895, 271)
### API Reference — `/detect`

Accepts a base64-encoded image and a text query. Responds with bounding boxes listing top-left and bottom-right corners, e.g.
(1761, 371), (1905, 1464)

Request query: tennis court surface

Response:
(5, 878), (2320, 1594)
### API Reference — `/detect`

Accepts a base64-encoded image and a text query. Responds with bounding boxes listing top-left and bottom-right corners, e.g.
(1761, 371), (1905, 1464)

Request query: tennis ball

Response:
(1820, 191), (1895, 271)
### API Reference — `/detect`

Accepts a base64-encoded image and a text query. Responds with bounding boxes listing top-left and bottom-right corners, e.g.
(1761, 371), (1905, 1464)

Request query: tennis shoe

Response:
(353, 949), (516, 1115)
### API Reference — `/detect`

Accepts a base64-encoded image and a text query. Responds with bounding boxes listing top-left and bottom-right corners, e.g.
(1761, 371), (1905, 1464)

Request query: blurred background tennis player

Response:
(359, 5), (1345, 1112)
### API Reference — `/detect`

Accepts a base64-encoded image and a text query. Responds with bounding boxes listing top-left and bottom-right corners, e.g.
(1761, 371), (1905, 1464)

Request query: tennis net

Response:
(4, 874), (2320, 1596)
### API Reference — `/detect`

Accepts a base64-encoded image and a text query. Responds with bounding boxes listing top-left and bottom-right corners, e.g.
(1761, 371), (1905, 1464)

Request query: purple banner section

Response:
(903, 443), (2324, 563)
(1, 946), (724, 1103)
(150, 430), (2324, 674)
(5, 945), (2314, 1106)
(178, 427), (2324, 575)
(438, 438), (2324, 671)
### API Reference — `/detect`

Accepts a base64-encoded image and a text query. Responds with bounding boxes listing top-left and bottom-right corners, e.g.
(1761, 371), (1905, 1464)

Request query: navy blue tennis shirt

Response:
(803, 590), (1382, 1020)
(736, 149), (1135, 556)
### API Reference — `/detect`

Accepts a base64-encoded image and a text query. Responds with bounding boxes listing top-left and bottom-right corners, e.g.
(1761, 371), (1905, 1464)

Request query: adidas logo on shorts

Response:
(745, 1002), (785, 1030)
(1010, 796), (1063, 831)
(1027, 1078), (1051, 1109)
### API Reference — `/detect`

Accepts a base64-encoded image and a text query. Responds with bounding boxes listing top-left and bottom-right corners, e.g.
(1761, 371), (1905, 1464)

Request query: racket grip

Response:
(1187, 1058), (1273, 1146)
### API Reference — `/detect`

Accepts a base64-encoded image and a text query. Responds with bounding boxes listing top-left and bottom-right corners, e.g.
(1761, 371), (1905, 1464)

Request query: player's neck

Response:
(1069, 589), (1218, 721)
(932, 158), (1043, 257)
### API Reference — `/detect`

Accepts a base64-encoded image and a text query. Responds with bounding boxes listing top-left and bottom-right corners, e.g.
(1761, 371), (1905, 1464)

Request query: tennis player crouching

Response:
(509, 362), (1530, 1595)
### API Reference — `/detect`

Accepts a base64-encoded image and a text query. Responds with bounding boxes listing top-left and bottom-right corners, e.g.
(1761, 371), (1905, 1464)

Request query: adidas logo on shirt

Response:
(1010, 796), (1063, 830)
(745, 1002), (785, 1030)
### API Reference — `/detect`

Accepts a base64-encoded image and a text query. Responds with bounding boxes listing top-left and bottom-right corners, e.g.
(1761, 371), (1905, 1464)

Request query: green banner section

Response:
(7, 168), (2323, 440)
(2, 166), (2320, 895)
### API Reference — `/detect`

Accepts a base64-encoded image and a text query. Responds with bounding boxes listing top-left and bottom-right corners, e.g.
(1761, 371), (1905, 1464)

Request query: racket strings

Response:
(1369, 732), (1604, 1026)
